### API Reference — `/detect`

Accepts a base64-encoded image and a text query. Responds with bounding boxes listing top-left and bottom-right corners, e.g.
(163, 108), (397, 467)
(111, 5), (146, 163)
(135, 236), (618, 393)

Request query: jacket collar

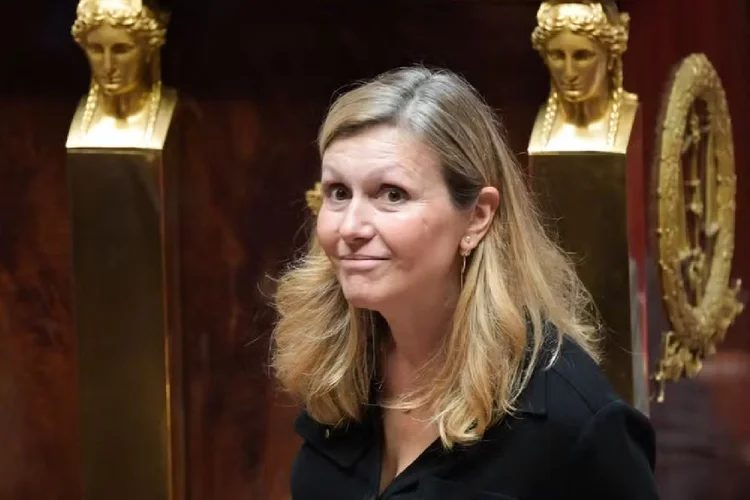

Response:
(294, 366), (548, 469)
(293, 325), (558, 469)
(515, 362), (548, 416)
(294, 408), (374, 469)
(513, 319), (560, 417)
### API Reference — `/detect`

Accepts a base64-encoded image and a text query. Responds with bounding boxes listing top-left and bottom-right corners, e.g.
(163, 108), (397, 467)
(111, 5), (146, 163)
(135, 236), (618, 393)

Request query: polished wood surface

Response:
(0, 1), (748, 499)
(0, 98), (81, 500)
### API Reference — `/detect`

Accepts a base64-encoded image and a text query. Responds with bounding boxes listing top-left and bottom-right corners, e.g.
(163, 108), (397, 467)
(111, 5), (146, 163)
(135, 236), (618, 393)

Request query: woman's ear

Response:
(463, 187), (500, 250)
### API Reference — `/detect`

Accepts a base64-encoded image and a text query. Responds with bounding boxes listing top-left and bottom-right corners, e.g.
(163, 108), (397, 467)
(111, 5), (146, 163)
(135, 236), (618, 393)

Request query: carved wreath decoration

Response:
(653, 53), (744, 402)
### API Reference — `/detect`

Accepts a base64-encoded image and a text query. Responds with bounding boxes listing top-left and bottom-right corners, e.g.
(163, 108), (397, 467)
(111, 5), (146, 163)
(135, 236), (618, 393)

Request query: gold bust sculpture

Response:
(66, 0), (177, 149)
(528, 0), (638, 153)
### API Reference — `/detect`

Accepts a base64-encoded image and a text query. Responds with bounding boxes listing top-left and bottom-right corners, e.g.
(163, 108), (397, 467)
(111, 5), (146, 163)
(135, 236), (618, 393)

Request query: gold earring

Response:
(460, 255), (466, 289)
(460, 236), (471, 288)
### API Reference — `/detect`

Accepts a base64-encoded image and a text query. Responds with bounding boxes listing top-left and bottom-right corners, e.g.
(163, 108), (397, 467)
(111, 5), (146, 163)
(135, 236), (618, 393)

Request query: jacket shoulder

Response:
(546, 336), (620, 415)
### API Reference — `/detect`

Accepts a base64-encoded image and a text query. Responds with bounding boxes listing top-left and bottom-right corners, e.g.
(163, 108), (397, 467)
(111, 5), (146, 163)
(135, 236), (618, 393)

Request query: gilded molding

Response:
(653, 53), (744, 402)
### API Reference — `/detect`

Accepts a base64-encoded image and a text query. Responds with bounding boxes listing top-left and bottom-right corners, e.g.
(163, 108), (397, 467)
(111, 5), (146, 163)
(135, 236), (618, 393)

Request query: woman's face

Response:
(317, 125), (469, 311)
(84, 23), (148, 96)
(544, 29), (609, 103)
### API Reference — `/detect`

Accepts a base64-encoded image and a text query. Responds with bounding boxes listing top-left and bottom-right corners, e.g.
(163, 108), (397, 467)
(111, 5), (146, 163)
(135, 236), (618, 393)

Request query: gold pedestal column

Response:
(528, 125), (649, 409)
(67, 1), (184, 499)
(67, 148), (183, 500)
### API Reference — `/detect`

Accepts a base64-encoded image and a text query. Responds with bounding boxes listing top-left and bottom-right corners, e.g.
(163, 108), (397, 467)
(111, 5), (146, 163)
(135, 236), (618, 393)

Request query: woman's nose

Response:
(339, 198), (375, 243)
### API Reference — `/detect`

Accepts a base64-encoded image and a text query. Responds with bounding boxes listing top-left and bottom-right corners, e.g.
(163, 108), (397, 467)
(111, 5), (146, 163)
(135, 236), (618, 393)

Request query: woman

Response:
(272, 67), (658, 499)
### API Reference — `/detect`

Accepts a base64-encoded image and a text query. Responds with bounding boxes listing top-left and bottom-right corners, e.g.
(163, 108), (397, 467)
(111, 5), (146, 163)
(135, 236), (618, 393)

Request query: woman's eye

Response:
(325, 184), (350, 201)
(380, 186), (407, 203)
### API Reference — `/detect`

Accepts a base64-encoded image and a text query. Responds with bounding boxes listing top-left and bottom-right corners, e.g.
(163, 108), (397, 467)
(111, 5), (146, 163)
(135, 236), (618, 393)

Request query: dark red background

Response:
(0, 1), (747, 499)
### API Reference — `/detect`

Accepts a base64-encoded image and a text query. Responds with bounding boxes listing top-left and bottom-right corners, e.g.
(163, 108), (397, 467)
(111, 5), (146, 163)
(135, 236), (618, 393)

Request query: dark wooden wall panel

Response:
(0, 98), (80, 500)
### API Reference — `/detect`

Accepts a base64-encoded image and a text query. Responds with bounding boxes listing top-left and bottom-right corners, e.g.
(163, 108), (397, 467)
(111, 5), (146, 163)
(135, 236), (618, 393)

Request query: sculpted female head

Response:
(532, 1), (629, 103)
(273, 67), (597, 447)
(72, 0), (167, 96)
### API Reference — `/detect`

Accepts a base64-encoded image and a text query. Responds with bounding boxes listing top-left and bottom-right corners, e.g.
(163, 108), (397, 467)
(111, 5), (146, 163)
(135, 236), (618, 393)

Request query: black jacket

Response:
(291, 337), (659, 499)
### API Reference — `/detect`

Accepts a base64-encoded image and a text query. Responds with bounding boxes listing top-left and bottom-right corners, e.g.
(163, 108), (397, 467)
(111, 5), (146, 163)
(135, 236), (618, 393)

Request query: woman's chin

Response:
(341, 286), (389, 310)
(339, 276), (404, 311)
(343, 293), (380, 310)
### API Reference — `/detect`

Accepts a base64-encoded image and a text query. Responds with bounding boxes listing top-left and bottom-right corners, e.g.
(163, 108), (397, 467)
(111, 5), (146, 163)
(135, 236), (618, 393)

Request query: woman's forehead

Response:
(322, 127), (439, 178)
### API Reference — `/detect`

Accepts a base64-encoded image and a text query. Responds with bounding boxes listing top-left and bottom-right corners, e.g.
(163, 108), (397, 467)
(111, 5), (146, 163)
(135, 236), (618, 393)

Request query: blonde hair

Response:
(272, 66), (599, 448)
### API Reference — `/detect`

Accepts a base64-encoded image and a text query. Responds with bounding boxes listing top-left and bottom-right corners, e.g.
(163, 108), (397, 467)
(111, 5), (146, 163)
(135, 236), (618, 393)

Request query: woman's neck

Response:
(378, 282), (459, 393)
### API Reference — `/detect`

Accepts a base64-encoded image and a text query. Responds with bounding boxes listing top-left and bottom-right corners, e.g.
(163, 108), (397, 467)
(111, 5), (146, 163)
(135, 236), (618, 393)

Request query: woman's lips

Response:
(338, 256), (388, 271)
